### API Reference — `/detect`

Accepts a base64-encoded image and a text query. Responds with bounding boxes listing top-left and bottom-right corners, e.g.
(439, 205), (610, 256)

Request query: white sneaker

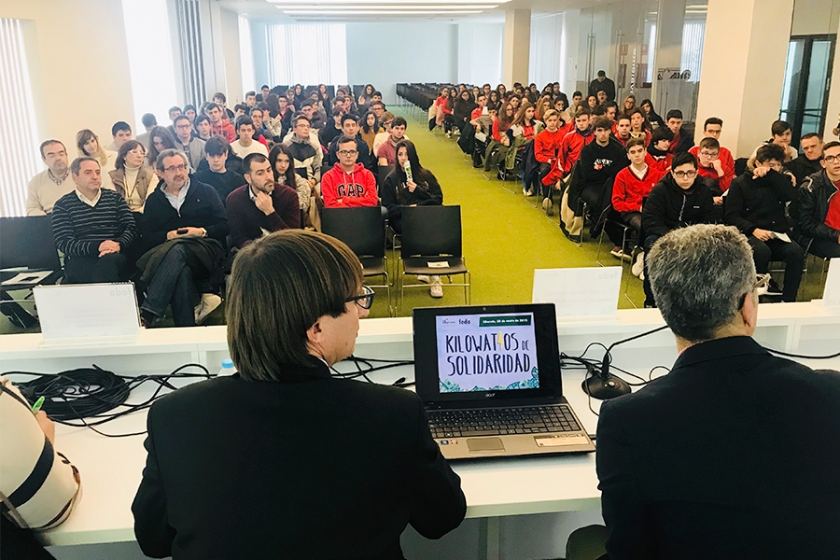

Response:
(430, 277), (443, 298)
(417, 275), (431, 284)
(445, 131), (451, 138)
(195, 293), (221, 324)
(631, 252), (644, 277)
(542, 197), (554, 216)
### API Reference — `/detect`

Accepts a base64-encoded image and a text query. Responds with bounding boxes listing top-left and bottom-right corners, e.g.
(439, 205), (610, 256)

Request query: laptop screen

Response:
(414, 304), (562, 405)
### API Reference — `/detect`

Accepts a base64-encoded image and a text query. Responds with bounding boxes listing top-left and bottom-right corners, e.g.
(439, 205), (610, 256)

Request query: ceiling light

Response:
(270, 0), (505, 4)
(283, 9), (483, 14)
(278, 4), (496, 8)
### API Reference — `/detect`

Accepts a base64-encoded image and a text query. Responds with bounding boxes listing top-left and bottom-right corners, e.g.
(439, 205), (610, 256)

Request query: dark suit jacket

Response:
(596, 336), (840, 560)
(132, 358), (466, 560)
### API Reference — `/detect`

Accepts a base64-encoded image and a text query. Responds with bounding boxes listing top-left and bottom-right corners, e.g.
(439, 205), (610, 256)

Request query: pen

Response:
(31, 396), (45, 415)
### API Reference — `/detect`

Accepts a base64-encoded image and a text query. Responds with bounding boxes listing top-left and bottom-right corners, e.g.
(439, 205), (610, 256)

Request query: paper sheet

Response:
(2, 271), (52, 286)
(34, 283), (140, 340)
(532, 267), (621, 319)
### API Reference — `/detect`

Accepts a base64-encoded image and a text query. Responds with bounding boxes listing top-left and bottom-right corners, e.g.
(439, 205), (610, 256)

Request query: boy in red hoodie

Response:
(533, 109), (566, 199)
(321, 135), (378, 208)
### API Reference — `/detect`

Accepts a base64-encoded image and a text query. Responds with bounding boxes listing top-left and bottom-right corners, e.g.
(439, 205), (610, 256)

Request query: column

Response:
(694, 0), (795, 157)
(823, 14), (840, 141)
(503, 9), (530, 86)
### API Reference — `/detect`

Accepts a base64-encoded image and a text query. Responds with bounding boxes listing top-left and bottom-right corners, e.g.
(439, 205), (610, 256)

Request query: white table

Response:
(3, 302), (839, 556)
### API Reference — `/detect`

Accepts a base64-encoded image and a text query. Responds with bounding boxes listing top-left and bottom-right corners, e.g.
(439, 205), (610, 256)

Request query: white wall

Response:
(1, 0), (135, 152)
(457, 23), (504, 86)
(530, 14), (565, 91)
(219, 8), (244, 104)
(346, 22), (458, 105)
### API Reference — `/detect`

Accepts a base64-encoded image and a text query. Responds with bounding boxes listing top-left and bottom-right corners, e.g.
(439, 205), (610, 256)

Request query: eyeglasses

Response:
(345, 285), (375, 309)
(673, 170), (698, 179)
(824, 155), (840, 163)
(699, 151), (719, 158)
(337, 150), (358, 156)
(163, 164), (188, 173)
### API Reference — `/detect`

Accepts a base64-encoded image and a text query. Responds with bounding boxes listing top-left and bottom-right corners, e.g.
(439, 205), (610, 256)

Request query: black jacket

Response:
(588, 77), (616, 101)
(577, 138), (629, 189)
(669, 126), (695, 154)
(597, 336), (840, 560)
(795, 169), (840, 241)
(641, 174), (716, 237)
(140, 179), (229, 252)
(381, 169), (443, 224)
(724, 169), (797, 235)
(132, 359), (466, 560)
(787, 156), (823, 187)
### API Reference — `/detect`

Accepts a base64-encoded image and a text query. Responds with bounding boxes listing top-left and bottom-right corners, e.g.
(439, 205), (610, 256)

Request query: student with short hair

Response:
(612, 137), (665, 232)
(795, 141), (840, 258)
(572, 116), (629, 223)
(376, 116), (408, 167)
(283, 114), (323, 197)
(231, 116), (269, 158)
(647, 127), (675, 172)
(206, 102), (236, 143)
(613, 115), (632, 146)
(532, 109), (566, 199)
(326, 114), (373, 172)
(195, 136), (246, 206)
(628, 108), (651, 145)
(747, 120), (799, 170)
(787, 132), (824, 185)
(172, 115), (206, 170)
(107, 121), (132, 152)
(689, 118), (735, 203)
(27, 140), (75, 215)
(321, 135), (378, 209)
(664, 109), (694, 153)
(195, 115), (212, 141)
(136, 113), (158, 150)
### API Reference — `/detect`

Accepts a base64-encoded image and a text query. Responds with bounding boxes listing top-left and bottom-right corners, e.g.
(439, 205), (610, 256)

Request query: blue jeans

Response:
(140, 245), (198, 327)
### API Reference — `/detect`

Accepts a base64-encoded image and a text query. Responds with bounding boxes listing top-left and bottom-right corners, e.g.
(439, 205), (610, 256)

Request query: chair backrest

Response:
(0, 215), (61, 271)
(321, 207), (385, 259)
(400, 205), (462, 259)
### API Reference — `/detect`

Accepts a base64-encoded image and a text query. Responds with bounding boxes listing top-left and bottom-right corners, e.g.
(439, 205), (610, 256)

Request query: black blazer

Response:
(132, 359), (466, 560)
(596, 336), (840, 560)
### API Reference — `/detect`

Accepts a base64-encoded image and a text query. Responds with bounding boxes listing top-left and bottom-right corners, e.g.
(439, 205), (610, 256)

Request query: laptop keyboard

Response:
(427, 405), (581, 439)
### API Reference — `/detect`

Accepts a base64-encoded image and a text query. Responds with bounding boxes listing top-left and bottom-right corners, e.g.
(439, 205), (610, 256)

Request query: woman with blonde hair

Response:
(76, 128), (117, 190)
(622, 95), (638, 118)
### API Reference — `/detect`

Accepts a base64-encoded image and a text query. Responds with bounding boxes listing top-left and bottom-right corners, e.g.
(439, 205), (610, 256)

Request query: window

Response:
(0, 18), (41, 217)
(265, 24), (348, 86)
(239, 16), (256, 95)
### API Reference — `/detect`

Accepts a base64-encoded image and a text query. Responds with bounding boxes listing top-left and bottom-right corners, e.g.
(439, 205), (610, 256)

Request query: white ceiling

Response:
(219, 0), (621, 23)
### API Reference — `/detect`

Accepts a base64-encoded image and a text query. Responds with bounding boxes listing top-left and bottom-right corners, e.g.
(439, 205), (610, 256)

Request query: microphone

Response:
(582, 324), (670, 400)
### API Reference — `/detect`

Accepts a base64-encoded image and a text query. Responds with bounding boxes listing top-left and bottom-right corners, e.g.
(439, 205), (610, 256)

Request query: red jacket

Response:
(435, 97), (452, 115)
(689, 145), (735, 194)
(559, 129), (595, 175)
(646, 152), (673, 174)
(321, 163), (378, 208)
(612, 165), (665, 213)
(211, 120), (235, 143)
(534, 128), (566, 165)
(491, 119), (510, 142)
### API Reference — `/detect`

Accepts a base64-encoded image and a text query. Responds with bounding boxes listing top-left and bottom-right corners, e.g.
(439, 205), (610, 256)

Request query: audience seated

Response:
(77, 129), (117, 191)
(612, 136), (665, 240)
(27, 140), (74, 216)
(326, 114), (373, 172)
(283, 113), (323, 187)
(640, 99), (664, 129)
(231, 116), (268, 158)
(136, 113), (157, 150)
(146, 126), (179, 170)
(664, 110), (694, 153)
(689, 118), (735, 204)
(107, 121), (132, 152)
(226, 153), (301, 250)
(787, 133), (824, 185)
(50, 156), (136, 284)
(553, 109), (595, 224)
(627, 108), (651, 145)
(747, 120), (799, 170)
(588, 70), (616, 101)
(320, 107), (345, 148)
(194, 136), (246, 207)
(360, 111), (379, 152)
(269, 143), (313, 222)
(484, 101), (515, 173)
(613, 114), (632, 146)
(194, 114), (212, 141)
(641, 152), (716, 307)
(172, 115), (206, 170)
(206, 102), (235, 142)
(796, 141), (840, 258)
(110, 140), (159, 215)
(249, 105), (269, 143)
(453, 90), (476, 136)
(321, 135), (378, 209)
(725, 144), (803, 302)
(376, 116), (408, 167)
(506, 101), (543, 172)
(573, 117), (629, 230)
(533, 109), (565, 200)
(212, 92), (235, 122)
(139, 149), (228, 327)
(646, 127), (674, 172)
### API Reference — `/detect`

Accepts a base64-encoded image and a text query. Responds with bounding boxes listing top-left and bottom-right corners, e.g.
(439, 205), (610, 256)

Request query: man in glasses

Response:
(641, 152), (716, 307)
(172, 115), (206, 171)
(796, 141), (840, 259)
(139, 149), (228, 327)
(597, 223), (840, 559)
(321, 136), (378, 209)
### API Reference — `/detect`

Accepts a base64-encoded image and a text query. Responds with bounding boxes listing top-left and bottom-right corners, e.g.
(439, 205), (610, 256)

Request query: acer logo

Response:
(485, 392), (495, 398)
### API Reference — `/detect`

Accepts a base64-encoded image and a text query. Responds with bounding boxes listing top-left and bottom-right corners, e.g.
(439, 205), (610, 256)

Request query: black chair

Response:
(321, 207), (391, 315)
(0, 215), (64, 328)
(398, 205), (470, 311)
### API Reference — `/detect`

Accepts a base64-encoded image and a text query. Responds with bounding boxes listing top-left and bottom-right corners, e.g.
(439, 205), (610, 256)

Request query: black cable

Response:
(763, 347), (840, 360)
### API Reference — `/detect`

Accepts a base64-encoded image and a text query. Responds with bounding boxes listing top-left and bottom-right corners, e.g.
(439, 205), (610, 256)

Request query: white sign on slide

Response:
(532, 267), (622, 321)
(34, 283), (140, 344)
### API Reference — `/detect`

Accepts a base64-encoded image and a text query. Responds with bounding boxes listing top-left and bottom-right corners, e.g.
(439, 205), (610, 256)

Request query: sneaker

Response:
(542, 197), (554, 216)
(195, 293), (222, 324)
(417, 275), (432, 284)
(430, 277), (443, 298)
(631, 252), (644, 277)
(445, 131), (451, 138)
(755, 273), (772, 297)
(639, 271), (645, 281)
(610, 247), (624, 259)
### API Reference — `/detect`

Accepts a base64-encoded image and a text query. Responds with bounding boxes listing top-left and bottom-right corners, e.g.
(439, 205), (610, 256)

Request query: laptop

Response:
(413, 303), (595, 459)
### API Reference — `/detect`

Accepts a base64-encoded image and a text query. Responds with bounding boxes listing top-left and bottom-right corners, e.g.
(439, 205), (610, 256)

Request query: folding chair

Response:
(0, 216), (64, 328)
(321, 207), (392, 315)
(398, 206), (470, 312)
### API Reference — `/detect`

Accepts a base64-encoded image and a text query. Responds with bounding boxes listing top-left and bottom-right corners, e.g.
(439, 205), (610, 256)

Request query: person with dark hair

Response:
(326, 114), (373, 171)
(434, 86), (456, 136)
(146, 126), (178, 170)
(641, 152), (716, 307)
(453, 90), (477, 136)
(27, 140), (74, 215)
(787, 133), (824, 185)
(195, 114), (212, 141)
(283, 114), (322, 210)
(725, 143), (803, 301)
(300, 99), (324, 130)
(77, 128), (118, 191)
(360, 111), (379, 152)
(110, 140), (159, 214)
(231, 115), (268, 158)
(532, 109), (566, 199)
(183, 104), (198, 125)
(747, 120), (799, 170)
(321, 135), (378, 209)
(647, 127), (675, 172)
(195, 136), (245, 206)
(172, 115), (206, 170)
(613, 114), (632, 146)
(664, 109), (694, 153)
(139, 149), (228, 327)
(212, 92), (235, 121)
(136, 113), (158, 150)
(261, 84), (270, 98)
(51, 156), (136, 283)
(588, 70), (616, 101)
(245, 90), (256, 108)
(603, 100), (618, 121)
(795, 141), (840, 258)
(206, 102), (236, 143)
(317, 83), (331, 109)
(270, 143), (312, 218)
(226, 153), (300, 249)
(107, 121), (132, 151)
(376, 116), (408, 167)
(369, 100), (386, 121)
(612, 137), (665, 236)
(573, 116), (629, 227)
(597, 223), (840, 560)
(483, 101), (515, 173)
(628, 108), (652, 146)
(320, 107), (345, 148)
(690, 137), (736, 204)
(639, 99), (664, 129)
(168, 106), (182, 122)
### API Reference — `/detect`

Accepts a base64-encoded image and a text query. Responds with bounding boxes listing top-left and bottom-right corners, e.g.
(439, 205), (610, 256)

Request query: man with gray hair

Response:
(596, 224), (840, 559)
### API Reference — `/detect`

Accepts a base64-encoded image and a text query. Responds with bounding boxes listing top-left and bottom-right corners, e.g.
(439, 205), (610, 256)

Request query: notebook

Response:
(413, 303), (595, 459)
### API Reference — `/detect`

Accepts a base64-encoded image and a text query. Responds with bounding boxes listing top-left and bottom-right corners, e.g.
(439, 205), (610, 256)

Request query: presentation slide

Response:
(436, 313), (539, 393)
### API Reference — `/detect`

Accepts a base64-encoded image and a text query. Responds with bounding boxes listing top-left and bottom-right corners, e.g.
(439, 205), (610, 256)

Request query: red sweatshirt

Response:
(559, 129), (596, 174)
(689, 145), (735, 193)
(321, 163), (378, 208)
(534, 128), (566, 165)
(491, 119), (511, 142)
(435, 97), (452, 115)
(612, 164), (665, 213)
(645, 152), (673, 174)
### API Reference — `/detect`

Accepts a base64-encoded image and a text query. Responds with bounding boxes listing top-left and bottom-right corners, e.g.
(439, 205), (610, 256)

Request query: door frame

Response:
(783, 34), (836, 148)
